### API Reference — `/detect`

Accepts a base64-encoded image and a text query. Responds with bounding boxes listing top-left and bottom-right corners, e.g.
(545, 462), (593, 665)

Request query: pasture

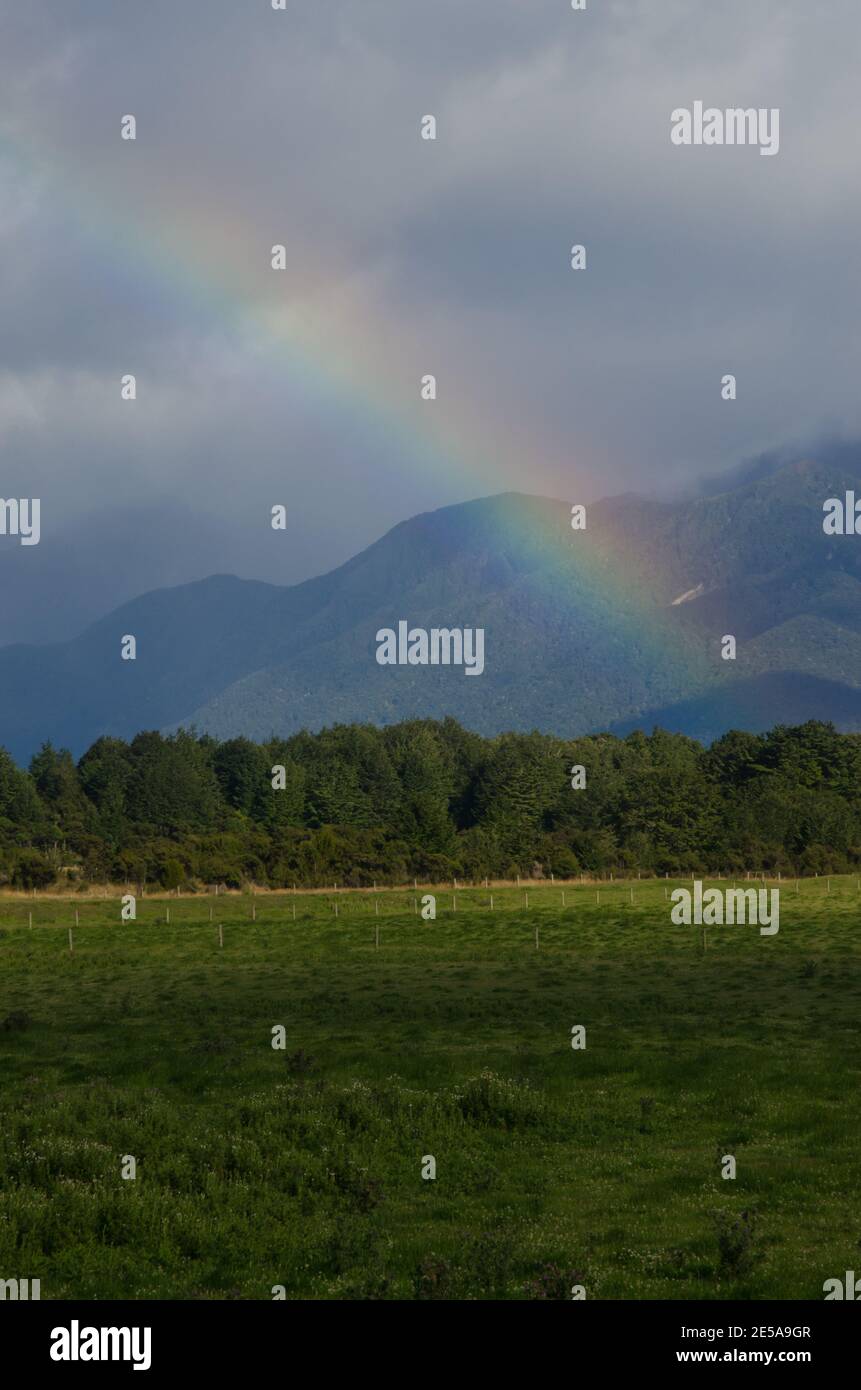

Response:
(1, 877), (859, 1299)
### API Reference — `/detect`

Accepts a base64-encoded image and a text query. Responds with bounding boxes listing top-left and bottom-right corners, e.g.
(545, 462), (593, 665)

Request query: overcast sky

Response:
(1, 0), (860, 629)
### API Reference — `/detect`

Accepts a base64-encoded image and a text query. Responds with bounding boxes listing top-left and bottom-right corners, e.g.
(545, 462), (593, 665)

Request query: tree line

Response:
(0, 718), (858, 890)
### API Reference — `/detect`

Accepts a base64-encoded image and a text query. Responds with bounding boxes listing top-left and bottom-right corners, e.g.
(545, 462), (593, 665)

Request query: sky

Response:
(1, 0), (860, 641)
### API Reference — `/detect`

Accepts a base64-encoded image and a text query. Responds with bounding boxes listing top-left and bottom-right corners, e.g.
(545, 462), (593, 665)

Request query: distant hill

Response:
(608, 673), (861, 744)
(1, 459), (861, 762)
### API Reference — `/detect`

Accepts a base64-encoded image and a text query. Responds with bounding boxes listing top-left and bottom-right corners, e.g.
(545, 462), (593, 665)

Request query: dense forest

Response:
(0, 718), (858, 890)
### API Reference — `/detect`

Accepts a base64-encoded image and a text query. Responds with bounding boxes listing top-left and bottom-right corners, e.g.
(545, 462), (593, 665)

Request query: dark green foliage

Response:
(714, 1209), (763, 1279)
(8, 848), (56, 890)
(1, 1011), (31, 1032)
(412, 1255), (454, 1301)
(1, 717), (860, 888)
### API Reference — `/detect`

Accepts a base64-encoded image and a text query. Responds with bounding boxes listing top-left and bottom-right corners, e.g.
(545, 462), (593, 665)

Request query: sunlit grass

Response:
(1, 876), (858, 1299)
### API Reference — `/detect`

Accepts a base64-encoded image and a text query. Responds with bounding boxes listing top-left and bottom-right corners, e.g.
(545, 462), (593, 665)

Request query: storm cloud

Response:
(0, 0), (859, 641)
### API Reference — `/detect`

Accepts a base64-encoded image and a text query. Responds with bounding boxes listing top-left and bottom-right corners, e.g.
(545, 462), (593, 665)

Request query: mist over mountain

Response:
(0, 499), (357, 648)
(1, 458), (860, 765)
(0, 503), (238, 647)
(695, 438), (861, 501)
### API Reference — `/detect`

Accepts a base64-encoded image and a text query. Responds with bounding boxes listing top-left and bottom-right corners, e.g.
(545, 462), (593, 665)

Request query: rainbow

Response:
(2, 126), (712, 703)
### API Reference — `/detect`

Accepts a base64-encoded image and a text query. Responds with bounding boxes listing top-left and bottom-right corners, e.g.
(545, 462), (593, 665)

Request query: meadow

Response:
(1, 877), (859, 1300)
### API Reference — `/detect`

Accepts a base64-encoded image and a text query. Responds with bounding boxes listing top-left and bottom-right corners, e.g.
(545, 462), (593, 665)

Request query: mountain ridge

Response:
(2, 462), (860, 763)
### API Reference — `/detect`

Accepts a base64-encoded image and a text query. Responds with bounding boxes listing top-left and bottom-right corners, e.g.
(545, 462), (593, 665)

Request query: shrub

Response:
(162, 858), (185, 891)
(527, 1262), (585, 1300)
(10, 850), (55, 890)
(714, 1208), (762, 1279)
(454, 1070), (544, 1129)
(412, 1255), (453, 1301)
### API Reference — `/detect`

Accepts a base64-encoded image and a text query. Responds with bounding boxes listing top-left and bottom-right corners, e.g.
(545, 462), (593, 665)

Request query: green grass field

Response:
(1, 877), (859, 1300)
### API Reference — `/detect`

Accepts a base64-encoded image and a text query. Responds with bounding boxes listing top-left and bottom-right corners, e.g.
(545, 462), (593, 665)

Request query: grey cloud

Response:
(0, 0), (859, 637)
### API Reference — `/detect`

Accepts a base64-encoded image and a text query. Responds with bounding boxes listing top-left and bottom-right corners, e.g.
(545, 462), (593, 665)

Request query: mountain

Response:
(608, 673), (861, 744)
(1, 459), (861, 763)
